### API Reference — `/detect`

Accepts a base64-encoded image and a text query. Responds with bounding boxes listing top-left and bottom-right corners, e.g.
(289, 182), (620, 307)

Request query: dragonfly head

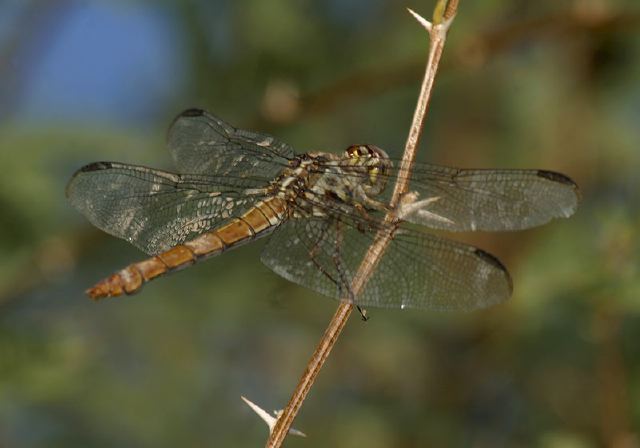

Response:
(344, 144), (392, 196)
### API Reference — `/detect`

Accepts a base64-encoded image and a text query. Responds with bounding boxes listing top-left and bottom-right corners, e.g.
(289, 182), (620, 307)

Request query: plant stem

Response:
(266, 3), (458, 446)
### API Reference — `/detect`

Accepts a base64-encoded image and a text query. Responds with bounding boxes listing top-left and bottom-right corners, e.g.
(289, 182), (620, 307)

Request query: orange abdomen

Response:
(86, 197), (287, 300)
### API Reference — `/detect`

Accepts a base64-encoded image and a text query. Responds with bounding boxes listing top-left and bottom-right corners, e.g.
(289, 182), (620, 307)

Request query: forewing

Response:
(261, 217), (512, 311)
(392, 164), (580, 231)
(66, 162), (266, 255)
(167, 108), (294, 178)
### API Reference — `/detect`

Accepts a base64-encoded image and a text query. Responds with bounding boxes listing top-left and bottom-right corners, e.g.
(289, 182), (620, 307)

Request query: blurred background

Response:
(1, 0), (639, 447)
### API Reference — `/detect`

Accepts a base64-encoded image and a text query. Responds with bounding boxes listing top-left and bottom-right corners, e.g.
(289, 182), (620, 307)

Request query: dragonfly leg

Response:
(353, 202), (387, 234)
(306, 221), (365, 323)
(356, 305), (369, 321)
(330, 223), (367, 321)
(307, 225), (341, 290)
(362, 197), (391, 213)
(333, 219), (370, 322)
(332, 219), (367, 318)
(352, 203), (375, 233)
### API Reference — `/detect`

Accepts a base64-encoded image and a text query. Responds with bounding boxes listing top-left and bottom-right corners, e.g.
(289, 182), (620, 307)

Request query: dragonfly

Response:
(66, 108), (579, 311)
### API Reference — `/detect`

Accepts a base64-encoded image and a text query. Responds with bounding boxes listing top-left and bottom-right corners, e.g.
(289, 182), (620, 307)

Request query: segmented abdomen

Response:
(86, 197), (287, 299)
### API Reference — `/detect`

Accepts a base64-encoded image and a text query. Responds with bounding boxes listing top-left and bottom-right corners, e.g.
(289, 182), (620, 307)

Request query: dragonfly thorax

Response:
(272, 145), (391, 219)
(343, 144), (391, 197)
(277, 145), (391, 219)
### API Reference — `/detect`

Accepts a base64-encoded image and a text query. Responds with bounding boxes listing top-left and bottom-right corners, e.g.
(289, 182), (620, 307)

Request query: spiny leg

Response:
(356, 305), (369, 321)
(307, 221), (341, 292)
(332, 219), (368, 322)
(352, 201), (386, 235)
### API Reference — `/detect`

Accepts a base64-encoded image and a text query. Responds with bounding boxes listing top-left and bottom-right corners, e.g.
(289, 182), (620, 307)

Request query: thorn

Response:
(241, 396), (275, 430)
(241, 396), (306, 437)
(406, 8), (433, 32)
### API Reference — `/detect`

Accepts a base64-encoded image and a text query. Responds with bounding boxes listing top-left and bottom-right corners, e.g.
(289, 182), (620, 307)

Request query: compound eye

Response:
(345, 145), (359, 159)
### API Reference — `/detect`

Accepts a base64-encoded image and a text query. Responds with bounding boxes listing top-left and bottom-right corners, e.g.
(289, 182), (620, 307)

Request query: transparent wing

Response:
(386, 163), (580, 231)
(167, 108), (294, 178)
(66, 162), (267, 255)
(261, 217), (512, 311)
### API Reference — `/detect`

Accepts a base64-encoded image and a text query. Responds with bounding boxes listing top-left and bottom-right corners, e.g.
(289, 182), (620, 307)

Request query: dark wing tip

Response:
(178, 108), (206, 118)
(536, 170), (577, 188)
(537, 169), (582, 206)
(166, 108), (207, 143)
(79, 161), (114, 173)
(474, 248), (514, 294)
(66, 161), (114, 198)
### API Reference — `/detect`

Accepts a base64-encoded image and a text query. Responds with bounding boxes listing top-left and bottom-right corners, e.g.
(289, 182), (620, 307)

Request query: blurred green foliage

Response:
(1, 0), (639, 447)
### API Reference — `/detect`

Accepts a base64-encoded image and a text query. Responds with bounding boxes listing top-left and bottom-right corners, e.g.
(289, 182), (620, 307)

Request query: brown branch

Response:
(265, 2), (459, 446)
(444, 0), (459, 21)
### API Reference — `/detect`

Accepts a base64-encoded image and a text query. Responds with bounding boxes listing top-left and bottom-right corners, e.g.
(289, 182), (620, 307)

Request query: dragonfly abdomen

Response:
(86, 197), (288, 300)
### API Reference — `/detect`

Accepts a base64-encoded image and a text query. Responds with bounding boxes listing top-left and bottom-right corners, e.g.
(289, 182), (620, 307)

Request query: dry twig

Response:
(265, 2), (459, 446)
